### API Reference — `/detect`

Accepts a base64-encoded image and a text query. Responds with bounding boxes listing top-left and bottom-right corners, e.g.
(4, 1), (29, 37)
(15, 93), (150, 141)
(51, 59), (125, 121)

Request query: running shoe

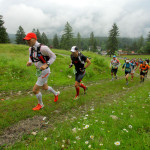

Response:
(32, 104), (44, 111)
(54, 91), (60, 102)
(73, 95), (79, 100)
(115, 76), (117, 79)
(84, 87), (88, 94)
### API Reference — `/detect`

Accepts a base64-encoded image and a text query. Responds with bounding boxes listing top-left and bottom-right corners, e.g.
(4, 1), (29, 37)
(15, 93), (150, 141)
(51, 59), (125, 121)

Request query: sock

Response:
(36, 92), (43, 106)
(47, 86), (57, 95)
(80, 83), (86, 90)
(76, 87), (80, 96)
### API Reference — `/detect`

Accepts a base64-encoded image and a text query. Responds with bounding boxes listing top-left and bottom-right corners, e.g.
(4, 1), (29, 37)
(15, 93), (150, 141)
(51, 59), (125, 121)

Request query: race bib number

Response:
(113, 66), (117, 69)
(36, 69), (42, 77)
(142, 70), (146, 73)
(125, 68), (131, 72)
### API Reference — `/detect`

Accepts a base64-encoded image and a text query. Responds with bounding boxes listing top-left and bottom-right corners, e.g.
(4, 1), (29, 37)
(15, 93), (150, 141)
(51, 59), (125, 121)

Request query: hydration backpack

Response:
(30, 44), (50, 63)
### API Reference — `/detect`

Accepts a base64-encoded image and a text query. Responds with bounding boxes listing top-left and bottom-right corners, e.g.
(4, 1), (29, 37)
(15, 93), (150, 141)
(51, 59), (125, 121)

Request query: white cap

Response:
(126, 60), (130, 63)
(70, 46), (78, 52)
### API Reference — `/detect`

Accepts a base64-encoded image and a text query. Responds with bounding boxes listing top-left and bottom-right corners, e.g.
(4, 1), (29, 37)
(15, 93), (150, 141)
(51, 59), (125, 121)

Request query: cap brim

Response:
(70, 48), (76, 52)
(23, 37), (31, 40)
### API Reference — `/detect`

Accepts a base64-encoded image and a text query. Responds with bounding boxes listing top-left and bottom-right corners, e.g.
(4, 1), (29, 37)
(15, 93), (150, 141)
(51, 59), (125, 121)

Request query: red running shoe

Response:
(32, 104), (44, 111)
(54, 91), (60, 102)
(73, 95), (79, 100)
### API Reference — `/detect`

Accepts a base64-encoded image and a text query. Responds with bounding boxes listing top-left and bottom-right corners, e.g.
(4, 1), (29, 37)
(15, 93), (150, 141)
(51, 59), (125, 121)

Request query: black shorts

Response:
(125, 71), (131, 76)
(140, 71), (146, 76)
(111, 68), (118, 74)
(75, 72), (86, 82)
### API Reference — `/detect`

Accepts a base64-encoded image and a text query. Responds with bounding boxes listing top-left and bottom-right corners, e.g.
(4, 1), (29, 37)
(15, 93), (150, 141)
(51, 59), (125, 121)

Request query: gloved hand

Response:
(69, 64), (73, 68)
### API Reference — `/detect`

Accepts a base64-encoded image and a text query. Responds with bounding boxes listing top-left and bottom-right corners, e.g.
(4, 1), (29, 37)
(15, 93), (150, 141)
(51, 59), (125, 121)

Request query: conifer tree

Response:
(89, 32), (97, 51)
(41, 32), (49, 45)
(76, 32), (81, 49)
(53, 34), (59, 49)
(15, 26), (26, 44)
(36, 29), (42, 43)
(60, 22), (73, 50)
(107, 23), (119, 57)
(0, 15), (9, 43)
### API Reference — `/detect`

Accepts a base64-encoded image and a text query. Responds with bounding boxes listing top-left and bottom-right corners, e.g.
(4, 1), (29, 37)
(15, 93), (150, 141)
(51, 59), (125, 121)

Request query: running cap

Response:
(23, 32), (37, 40)
(113, 55), (116, 58)
(126, 60), (130, 63)
(71, 46), (78, 52)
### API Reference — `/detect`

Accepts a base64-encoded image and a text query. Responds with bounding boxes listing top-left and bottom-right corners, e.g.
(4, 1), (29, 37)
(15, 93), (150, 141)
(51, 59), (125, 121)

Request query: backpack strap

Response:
(30, 44), (48, 63)
(78, 52), (85, 65)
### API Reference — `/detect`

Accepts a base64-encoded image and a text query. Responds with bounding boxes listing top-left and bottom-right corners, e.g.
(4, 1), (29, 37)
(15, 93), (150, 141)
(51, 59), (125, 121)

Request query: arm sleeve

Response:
(28, 48), (32, 63)
(116, 60), (120, 67)
(110, 62), (112, 67)
(110, 60), (112, 67)
(122, 63), (125, 69)
(41, 46), (56, 65)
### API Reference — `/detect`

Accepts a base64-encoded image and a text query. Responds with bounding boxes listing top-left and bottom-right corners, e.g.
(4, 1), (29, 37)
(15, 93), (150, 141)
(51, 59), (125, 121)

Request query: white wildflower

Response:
(44, 137), (47, 141)
(84, 125), (89, 129)
(31, 132), (37, 135)
(114, 141), (120, 146)
(101, 121), (105, 124)
(128, 125), (132, 129)
(72, 128), (77, 133)
(123, 129), (128, 132)
(90, 135), (94, 140)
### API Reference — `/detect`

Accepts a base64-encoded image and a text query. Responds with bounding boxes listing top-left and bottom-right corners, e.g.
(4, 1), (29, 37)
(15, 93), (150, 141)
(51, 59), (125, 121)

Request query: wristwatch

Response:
(47, 62), (50, 66)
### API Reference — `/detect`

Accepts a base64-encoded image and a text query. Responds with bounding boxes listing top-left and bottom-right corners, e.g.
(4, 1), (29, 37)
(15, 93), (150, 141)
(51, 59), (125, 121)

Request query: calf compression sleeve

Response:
(47, 86), (57, 95)
(36, 92), (43, 106)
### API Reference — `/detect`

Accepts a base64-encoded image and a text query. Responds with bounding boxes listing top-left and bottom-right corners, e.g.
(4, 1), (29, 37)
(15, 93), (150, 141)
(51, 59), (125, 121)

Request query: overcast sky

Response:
(0, 0), (150, 38)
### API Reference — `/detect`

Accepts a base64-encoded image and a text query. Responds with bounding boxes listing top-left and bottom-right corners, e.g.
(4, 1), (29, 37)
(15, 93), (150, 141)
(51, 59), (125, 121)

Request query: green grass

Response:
(0, 44), (150, 149)
(5, 79), (150, 150)
(0, 44), (110, 93)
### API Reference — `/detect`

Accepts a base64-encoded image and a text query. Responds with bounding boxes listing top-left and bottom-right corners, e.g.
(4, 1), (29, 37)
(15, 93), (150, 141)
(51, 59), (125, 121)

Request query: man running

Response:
(24, 32), (60, 110)
(110, 55), (120, 81)
(69, 46), (91, 100)
(122, 59), (133, 85)
(139, 60), (149, 83)
(130, 59), (138, 81)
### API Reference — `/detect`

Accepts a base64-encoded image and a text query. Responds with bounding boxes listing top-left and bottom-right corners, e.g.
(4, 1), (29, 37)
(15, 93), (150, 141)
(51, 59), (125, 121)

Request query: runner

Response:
(145, 58), (149, 78)
(130, 59), (138, 81)
(69, 46), (91, 100)
(122, 59), (133, 85)
(110, 55), (120, 81)
(24, 32), (60, 110)
(139, 60), (149, 83)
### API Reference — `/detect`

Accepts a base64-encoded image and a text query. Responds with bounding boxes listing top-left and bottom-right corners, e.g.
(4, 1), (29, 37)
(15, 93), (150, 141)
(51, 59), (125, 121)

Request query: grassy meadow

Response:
(0, 44), (149, 150)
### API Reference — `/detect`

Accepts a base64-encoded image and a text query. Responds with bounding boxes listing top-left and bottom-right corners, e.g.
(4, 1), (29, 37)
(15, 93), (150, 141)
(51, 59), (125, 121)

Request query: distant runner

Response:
(69, 46), (91, 100)
(122, 59), (133, 85)
(130, 59), (138, 81)
(24, 32), (60, 111)
(139, 60), (149, 83)
(110, 55), (120, 81)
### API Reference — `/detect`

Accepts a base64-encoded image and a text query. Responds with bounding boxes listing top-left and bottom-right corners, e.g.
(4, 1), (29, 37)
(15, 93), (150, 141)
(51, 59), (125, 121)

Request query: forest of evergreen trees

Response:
(1, 14), (150, 55)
